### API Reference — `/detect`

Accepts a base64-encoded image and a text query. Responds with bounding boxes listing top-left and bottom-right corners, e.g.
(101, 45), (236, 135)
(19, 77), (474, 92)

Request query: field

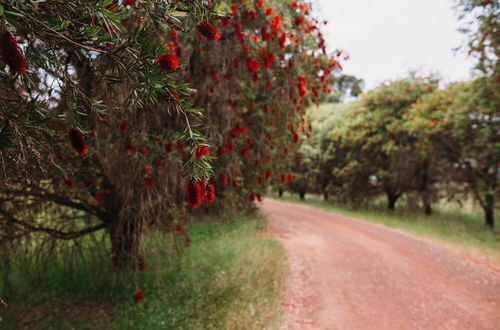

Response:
(0, 215), (285, 329)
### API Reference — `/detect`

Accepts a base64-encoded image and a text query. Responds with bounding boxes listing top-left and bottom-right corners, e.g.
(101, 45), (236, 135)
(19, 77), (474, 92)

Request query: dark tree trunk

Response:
(386, 191), (399, 211)
(108, 217), (142, 269)
(484, 194), (494, 228)
(419, 160), (432, 215)
(424, 201), (432, 215)
(299, 190), (306, 200)
(422, 191), (432, 215)
(323, 191), (329, 201)
(278, 187), (284, 197)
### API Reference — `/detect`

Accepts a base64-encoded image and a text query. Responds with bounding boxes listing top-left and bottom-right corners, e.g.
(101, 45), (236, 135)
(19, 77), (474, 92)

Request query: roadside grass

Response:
(274, 193), (500, 264)
(1, 214), (285, 329)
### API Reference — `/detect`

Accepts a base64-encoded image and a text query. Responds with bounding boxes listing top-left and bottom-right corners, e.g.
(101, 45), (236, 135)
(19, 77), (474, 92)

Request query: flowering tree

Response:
(179, 0), (340, 209)
(0, 0), (338, 294)
(0, 0), (220, 273)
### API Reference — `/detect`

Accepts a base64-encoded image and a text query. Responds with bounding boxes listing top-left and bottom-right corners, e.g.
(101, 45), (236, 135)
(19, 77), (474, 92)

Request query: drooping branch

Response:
(0, 209), (106, 240)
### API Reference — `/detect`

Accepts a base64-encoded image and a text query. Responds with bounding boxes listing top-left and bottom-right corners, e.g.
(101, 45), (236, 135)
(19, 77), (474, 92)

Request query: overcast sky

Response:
(315, 0), (476, 90)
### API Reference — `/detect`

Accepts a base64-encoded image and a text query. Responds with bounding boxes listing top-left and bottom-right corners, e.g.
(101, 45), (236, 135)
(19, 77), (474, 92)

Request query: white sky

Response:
(315, 0), (476, 90)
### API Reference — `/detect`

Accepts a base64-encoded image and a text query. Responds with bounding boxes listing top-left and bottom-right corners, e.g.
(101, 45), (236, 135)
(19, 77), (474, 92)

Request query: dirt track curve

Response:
(261, 199), (500, 330)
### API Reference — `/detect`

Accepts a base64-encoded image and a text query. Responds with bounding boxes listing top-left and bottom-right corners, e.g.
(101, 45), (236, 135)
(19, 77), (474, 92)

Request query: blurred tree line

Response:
(281, 0), (499, 228)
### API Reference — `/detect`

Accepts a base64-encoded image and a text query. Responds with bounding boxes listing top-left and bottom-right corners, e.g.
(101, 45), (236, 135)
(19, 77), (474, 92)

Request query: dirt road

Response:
(262, 199), (500, 330)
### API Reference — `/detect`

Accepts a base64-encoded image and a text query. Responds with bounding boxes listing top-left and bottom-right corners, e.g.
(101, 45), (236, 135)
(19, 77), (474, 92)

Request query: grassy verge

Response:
(274, 193), (500, 264)
(1, 214), (285, 329)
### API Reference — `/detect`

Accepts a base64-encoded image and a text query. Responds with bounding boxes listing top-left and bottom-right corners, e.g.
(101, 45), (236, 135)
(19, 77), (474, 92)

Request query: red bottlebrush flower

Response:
(102, 189), (112, 194)
(93, 193), (104, 203)
(156, 53), (179, 72)
(125, 141), (136, 152)
(261, 28), (271, 41)
(195, 145), (209, 159)
(288, 173), (293, 182)
(204, 184), (216, 202)
(295, 16), (305, 25)
(153, 160), (164, 167)
(0, 30), (26, 77)
(123, 0), (135, 6)
(176, 224), (183, 234)
(186, 179), (202, 208)
(246, 137), (252, 145)
(224, 143), (234, 153)
(292, 131), (300, 144)
(219, 173), (227, 187)
(240, 146), (250, 158)
(279, 32), (287, 49)
(138, 257), (146, 271)
(256, 193), (263, 202)
(265, 170), (272, 180)
(170, 30), (178, 40)
(119, 120), (128, 132)
(281, 174), (286, 184)
(68, 129), (89, 156)
(216, 146), (224, 158)
(64, 175), (75, 188)
(257, 1), (264, 7)
(290, 2), (298, 9)
(133, 290), (144, 304)
(145, 177), (153, 188)
(264, 8), (273, 16)
(197, 21), (220, 40)
(258, 176), (263, 184)
(164, 142), (172, 153)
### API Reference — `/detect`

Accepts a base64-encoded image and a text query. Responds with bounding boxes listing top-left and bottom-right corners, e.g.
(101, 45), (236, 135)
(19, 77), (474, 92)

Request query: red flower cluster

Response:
(197, 21), (220, 40)
(0, 30), (25, 77)
(195, 145), (210, 158)
(157, 53), (179, 72)
(203, 183), (216, 202)
(68, 129), (89, 156)
(240, 146), (250, 158)
(186, 179), (202, 208)
(133, 290), (144, 304)
(218, 172), (227, 186)
(64, 175), (75, 188)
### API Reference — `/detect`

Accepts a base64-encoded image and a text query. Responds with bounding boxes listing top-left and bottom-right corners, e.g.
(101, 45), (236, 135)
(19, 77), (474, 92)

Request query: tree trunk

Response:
(422, 192), (432, 215)
(386, 192), (399, 211)
(424, 202), (432, 215)
(323, 191), (329, 201)
(299, 190), (306, 200)
(484, 194), (494, 228)
(108, 217), (142, 270)
(278, 187), (284, 197)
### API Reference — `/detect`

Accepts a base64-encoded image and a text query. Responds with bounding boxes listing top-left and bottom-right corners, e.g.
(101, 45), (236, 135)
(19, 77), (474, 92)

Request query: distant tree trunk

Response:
(424, 201), (432, 215)
(484, 194), (494, 228)
(278, 187), (284, 197)
(422, 192), (432, 215)
(299, 190), (306, 200)
(323, 191), (329, 201)
(386, 191), (399, 211)
(419, 160), (432, 215)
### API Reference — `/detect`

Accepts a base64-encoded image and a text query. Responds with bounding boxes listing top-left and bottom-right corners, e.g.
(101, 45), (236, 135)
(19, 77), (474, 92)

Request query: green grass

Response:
(274, 193), (500, 264)
(1, 214), (285, 329)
